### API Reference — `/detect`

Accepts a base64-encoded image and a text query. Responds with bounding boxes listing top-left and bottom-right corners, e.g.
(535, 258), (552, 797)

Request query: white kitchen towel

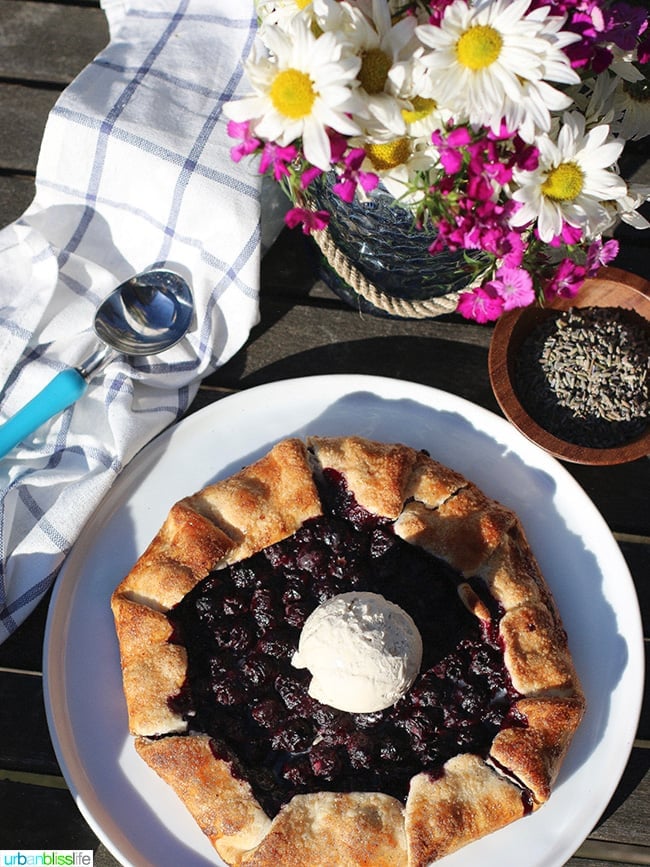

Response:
(0, 0), (263, 641)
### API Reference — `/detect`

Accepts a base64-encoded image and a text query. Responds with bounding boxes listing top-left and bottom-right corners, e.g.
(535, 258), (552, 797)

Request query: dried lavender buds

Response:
(515, 306), (650, 449)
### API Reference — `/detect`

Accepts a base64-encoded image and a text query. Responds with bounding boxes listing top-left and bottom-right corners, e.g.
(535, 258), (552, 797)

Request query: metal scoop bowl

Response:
(0, 268), (193, 459)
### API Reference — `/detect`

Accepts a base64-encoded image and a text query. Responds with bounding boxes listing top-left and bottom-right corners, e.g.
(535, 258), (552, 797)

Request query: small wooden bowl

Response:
(488, 266), (650, 465)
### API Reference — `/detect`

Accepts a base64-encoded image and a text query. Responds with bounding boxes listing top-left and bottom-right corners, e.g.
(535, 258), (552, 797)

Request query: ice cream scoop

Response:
(292, 591), (423, 713)
(0, 269), (193, 459)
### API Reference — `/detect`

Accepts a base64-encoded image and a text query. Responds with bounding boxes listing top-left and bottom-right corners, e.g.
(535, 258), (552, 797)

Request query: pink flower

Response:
(259, 142), (298, 181)
(547, 222), (584, 247)
(488, 266), (535, 310)
(285, 207), (330, 235)
(585, 238), (619, 274)
(447, 128), (473, 147)
(332, 148), (379, 202)
(466, 174), (493, 201)
(227, 120), (260, 162)
(426, 0), (456, 27)
(432, 126), (472, 174)
(544, 258), (587, 300)
(301, 165), (323, 189)
(439, 147), (464, 174)
(513, 141), (539, 172)
(328, 132), (349, 164)
(456, 285), (505, 323)
(499, 229), (526, 268)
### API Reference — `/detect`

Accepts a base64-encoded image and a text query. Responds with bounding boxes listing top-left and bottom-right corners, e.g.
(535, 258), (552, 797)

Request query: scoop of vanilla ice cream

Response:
(291, 591), (423, 713)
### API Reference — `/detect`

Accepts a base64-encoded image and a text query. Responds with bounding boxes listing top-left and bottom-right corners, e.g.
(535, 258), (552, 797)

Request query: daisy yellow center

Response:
(360, 48), (392, 94)
(294, 0), (312, 8)
(456, 25), (503, 71)
(270, 68), (316, 119)
(541, 162), (584, 201)
(365, 138), (411, 171)
(402, 96), (438, 125)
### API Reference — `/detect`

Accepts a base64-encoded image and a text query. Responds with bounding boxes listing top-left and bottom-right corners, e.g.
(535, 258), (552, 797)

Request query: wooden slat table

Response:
(0, 3), (648, 865)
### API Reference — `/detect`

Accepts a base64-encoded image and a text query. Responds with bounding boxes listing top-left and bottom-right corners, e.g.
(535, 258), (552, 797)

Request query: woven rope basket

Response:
(311, 225), (461, 319)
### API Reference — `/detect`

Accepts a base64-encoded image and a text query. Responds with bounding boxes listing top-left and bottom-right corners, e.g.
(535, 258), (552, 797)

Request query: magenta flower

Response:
(227, 120), (260, 163)
(332, 148), (379, 202)
(456, 285), (505, 323)
(426, 0), (457, 27)
(488, 266), (535, 310)
(285, 207), (330, 235)
(439, 147), (464, 174)
(544, 258), (588, 300)
(547, 222), (584, 247)
(222, 0), (649, 325)
(259, 142), (298, 181)
(466, 174), (493, 202)
(328, 132), (349, 164)
(585, 238), (619, 274)
(503, 240), (526, 268)
(604, 3), (647, 51)
(509, 136), (539, 172)
(447, 128), (473, 148)
(301, 165), (324, 190)
(432, 126), (473, 174)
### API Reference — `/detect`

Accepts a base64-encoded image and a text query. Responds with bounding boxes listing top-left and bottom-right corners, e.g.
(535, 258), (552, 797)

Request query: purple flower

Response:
(499, 230), (526, 268)
(227, 120), (260, 162)
(604, 3), (647, 51)
(285, 207), (330, 235)
(512, 140), (539, 172)
(447, 127), (473, 147)
(301, 165), (324, 190)
(547, 222), (584, 247)
(544, 258), (587, 300)
(439, 147), (464, 174)
(488, 266), (535, 310)
(332, 148), (379, 202)
(585, 238), (619, 274)
(432, 126), (473, 174)
(259, 142), (298, 181)
(456, 285), (505, 323)
(328, 132), (349, 163)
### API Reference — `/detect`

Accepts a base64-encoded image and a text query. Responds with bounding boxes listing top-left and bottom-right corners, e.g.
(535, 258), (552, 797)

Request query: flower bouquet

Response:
(225, 0), (650, 321)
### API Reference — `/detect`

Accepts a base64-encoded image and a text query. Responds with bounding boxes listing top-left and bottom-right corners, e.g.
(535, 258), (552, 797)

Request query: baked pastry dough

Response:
(112, 436), (584, 866)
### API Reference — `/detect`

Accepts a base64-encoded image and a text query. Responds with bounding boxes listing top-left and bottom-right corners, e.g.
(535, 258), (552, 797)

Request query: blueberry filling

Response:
(168, 469), (523, 818)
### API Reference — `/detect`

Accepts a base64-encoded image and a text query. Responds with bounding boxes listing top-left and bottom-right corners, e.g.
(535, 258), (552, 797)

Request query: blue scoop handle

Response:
(0, 368), (88, 459)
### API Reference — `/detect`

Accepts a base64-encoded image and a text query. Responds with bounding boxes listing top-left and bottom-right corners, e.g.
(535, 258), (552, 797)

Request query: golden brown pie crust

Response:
(111, 436), (585, 866)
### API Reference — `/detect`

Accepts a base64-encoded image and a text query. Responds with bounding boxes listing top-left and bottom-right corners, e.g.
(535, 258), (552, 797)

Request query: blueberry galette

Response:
(111, 436), (584, 866)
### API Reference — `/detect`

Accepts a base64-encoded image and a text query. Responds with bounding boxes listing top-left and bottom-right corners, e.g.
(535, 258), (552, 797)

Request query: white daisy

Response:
(389, 51), (453, 138)
(400, 94), (451, 140)
(335, 0), (421, 136)
(256, 0), (314, 27)
(223, 20), (364, 170)
(359, 135), (439, 205)
(415, 0), (581, 141)
(510, 112), (628, 243)
(606, 182), (650, 231)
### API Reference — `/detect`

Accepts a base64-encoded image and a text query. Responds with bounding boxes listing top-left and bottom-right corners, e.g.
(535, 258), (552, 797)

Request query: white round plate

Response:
(44, 374), (644, 867)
